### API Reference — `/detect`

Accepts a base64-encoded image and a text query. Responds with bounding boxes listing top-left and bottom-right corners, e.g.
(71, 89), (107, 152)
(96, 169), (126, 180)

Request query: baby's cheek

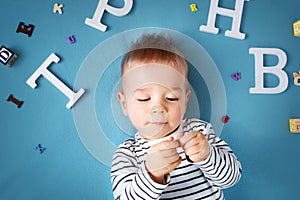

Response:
(128, 107), (147, 126)
(175, 102), (185, 117)
(169, 105), (184, 125)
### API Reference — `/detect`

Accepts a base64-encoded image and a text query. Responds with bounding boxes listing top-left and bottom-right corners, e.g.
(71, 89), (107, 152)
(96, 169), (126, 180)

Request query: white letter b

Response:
(249, 48), (288, 94)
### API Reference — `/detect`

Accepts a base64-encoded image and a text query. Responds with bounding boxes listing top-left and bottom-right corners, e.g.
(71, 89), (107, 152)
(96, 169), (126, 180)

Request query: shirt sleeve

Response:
(186, 120), (242, 189)
(111, 141), (169, 200)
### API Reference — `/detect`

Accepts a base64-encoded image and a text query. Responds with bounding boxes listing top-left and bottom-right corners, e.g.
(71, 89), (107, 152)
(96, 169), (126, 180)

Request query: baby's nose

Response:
(150, 105), (165, 114)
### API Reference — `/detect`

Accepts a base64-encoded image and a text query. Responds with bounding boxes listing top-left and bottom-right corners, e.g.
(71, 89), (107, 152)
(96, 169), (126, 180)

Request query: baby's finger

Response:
(187, 154), (201, 163)
(153, 137), (179, 151)
(183, 137), (198, 150)
(178, 131), (197, 146)
(161, 148), (179, 158)
(183, 132), (204, 150)
(165, 152), (181, 164)
(161, 138), (180, 150)
(185, 144), (201, 156)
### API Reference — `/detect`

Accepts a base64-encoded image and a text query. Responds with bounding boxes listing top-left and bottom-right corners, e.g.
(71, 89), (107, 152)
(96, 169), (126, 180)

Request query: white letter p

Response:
(85, 0), (133, 32)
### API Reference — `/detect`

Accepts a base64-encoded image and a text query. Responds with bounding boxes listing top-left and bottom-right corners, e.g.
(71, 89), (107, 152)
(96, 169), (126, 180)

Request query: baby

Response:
(111, 34), (242, 199)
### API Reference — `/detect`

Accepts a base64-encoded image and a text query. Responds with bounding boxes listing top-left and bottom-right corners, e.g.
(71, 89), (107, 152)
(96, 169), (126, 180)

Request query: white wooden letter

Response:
(26, 53), (85, 109)
(249, 48), (288, 94)
(85, 0), (133, 32)
(200, 0), (246, 40)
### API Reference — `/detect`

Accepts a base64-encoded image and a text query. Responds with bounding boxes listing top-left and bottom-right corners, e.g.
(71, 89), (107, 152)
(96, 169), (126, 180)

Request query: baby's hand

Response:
(177, 131), (210, 163)
(145, 137), (182, 184)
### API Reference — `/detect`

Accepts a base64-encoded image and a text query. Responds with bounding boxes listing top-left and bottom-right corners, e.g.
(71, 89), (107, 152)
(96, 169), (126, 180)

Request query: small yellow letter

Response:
(190, 4), (198, 12)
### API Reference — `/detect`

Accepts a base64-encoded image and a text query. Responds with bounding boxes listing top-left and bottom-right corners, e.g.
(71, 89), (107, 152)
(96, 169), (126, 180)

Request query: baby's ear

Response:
(117, 92), (128, 116)
(185, 90), (191, 106)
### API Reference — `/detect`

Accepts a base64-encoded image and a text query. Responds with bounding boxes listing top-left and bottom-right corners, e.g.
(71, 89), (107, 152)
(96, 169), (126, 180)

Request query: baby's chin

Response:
(138, 124), (177, 140)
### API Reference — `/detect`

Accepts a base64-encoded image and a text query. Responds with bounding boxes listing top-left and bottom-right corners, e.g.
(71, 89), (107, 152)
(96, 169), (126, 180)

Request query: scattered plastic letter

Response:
(293, 71), (300, 86)
(26, 53), (85, 109)
(35, 144), (46, 154)
(222, 115), (230, 123)
(0, 45), (18, 67)
(67, 35), (75, 44)
(7, 94), (23, 108)
(200, 0), (246, 40)
(53, 3), (63, 14)
(231, 72), (241, 80)
(190, 4), (198, 12)
(293, 20), (300, 37)
(289, 119), (300, 133)
(16, 22), (35, 37)
(85, 0), (133, 32)
(249, 48), (288, 94)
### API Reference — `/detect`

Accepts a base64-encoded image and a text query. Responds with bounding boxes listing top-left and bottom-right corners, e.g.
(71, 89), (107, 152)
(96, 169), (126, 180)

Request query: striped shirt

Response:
(111, 118), (242, 200)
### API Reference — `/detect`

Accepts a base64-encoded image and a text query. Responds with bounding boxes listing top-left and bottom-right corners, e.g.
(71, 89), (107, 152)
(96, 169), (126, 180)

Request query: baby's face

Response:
(118, 64), (190, 140)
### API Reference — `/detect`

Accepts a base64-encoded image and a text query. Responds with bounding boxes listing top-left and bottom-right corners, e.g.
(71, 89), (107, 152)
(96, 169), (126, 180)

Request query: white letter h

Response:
(200, 0), (247, 40)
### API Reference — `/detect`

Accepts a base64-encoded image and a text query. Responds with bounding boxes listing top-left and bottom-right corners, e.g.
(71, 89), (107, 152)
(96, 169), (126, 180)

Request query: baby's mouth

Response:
(150, 121), (167, 125)
(139, 121), (167, 139)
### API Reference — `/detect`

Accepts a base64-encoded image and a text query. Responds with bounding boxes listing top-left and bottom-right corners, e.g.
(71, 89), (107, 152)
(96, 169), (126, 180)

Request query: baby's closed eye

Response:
(166, 97), (179, 101)
(137, 97), (150, 102)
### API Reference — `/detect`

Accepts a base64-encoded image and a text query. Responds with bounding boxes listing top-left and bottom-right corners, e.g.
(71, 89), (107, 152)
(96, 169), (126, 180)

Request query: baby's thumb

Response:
(176, 132), (184, 144)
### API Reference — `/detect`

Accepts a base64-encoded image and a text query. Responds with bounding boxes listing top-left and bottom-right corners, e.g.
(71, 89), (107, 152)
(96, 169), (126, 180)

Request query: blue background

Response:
(1, 0), (300, 199)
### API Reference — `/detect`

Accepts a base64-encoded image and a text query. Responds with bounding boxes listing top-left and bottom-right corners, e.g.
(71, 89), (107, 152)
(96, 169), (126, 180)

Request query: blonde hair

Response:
(121, 34), (188, 76)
